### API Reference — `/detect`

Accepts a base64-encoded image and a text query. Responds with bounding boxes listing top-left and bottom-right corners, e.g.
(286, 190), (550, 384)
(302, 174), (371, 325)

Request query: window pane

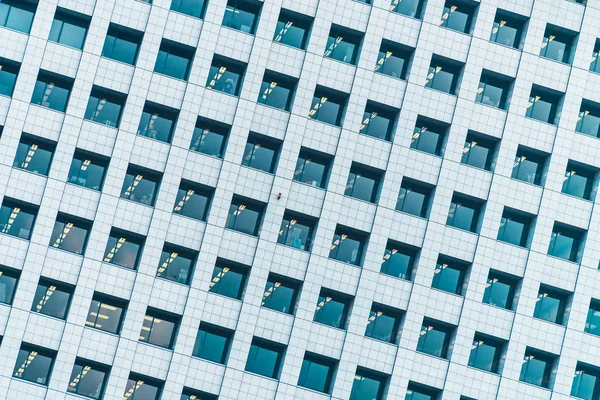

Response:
(85, 298), (124, 334)
(31, 283), (71, 319)
(0, 271), (18, 304)
(209, 265), (245, 299)
(261, 278), (296, 314)
(246, 343), (282, 378)
(0, 203), (36, 239)
(49, 220), (89, 254)
(103, 234), (142, 269)
(432, 264), (462, 294)
(67, 154), (107, 191)
(483, 278), (512, 309)
(193, 327), (229, 363)
(13, 348), (54, 385)
(298, 358), (332, 393)
(417, 325), (448, 357)
(314, 293), (347, 329)
(6, 5), (35, 33)
(156, 249), (194, 284)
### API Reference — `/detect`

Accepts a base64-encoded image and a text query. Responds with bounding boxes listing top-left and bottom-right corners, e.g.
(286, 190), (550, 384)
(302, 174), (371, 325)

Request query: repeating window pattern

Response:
(3, 1), (600, 399)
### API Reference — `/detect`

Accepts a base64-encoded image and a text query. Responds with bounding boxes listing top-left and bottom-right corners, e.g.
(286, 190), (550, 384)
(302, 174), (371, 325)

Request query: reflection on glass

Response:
(13, 346), (55, 386)
(49, 10), (89, 50)
(548, 228), (581, 262)
(308, 89), (347, 126)
(293, 149), (330, 188)
(102, 24), (142, 65)
(416, 321), (451, 358)
(120, 168), (160, 206)
(0, 200), (37, 240)
(156, 246), (196, 284)
(193, 323), (232, 363)
(350, 368), (387, 400)
(324, 29), (360, 65)
(497, 212), (530, 247)
(586, 300), (600, 336)
(0, 0), (37, 34)
(520, 349), (554, 388)
(245, 339), (284, 378)
(226, 199), (263, 236)
(411, 120), (445, 156)
(67, 151), (108, 191)
(257, 76), (295, 111)
(397, 180), (431, 217)
(0, 58), (19, 96)
(123, 376), (162, 400)
(273, 11), (311, 49)
(468, 336), (502, 373)
(223, 0), (261, 34)
(314, 290), (350, 329)
(67, 361), (108, 399)
(329, 230), (365, 266)
(171, 0), (207, 18)
(381, 243), (415, 280)
(190, 119), (229, 157)
(103, 230), (144, 270)
(31, 73), (73, 112)
(31, 280), (72, 319)
(389, 0), (424, 19)
(278, 214), (313, 251)
(439, 3), (473, 34)
(242, 135), (280, 173)
(512, 148), (545, 185)
(208, 263), (247, 299)
(84, 88), (125, 127)
(432, 261), (465, 295)
(154, 41), (194, 80)
(262, 275), (298, 314)
(345, 167), (380, 203)
(490, 12), (523, 49)
(0, 267), (19, 305)
(49, 217), (90, 255)
(13, 136), (55, 176)
(206, 58), (246, 96)
(137, 104), (178, 143)
(571, 363), (600, 400)
(139, 311), (178, 349)
(525, 92), (558, 124)
(562, 164), (595, 200)
(482, 273), (515, 310)
(173, 182), (211, 221)
(533, 287), (566, 324)
(365, 305), (401, 343)
(298, 354), (335, 394)
(85, 296), (125, 334)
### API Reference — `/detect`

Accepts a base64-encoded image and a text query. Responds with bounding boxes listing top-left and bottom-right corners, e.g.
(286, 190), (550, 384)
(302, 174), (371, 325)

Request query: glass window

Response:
(389, 0), (425, 19)
(102, 228), (145, 270)
(156, 244), (197, 285)
(432, 256), (469, 295)
(173, 180), (212, 221)
(411, 117), (447, 156)
(0, 57), (20, 97)
(360, 101), (398, 141)
(571, 362), (600, 400)
(490, 9), (527, 49)
(242, 133), (281, 173)
(223, 0), (262, 34)
(0, 198), (38, 240)
(563, 161), (597, 200)
(190, 117), (230, 158)
(245, 338), (285, 379)
(374, 40), (413, 80)
(120, 165), (161, 206)
(0, 0), (37, 34)
(208, 261), (248, 300)
(31, 71), (73, 112)
(350, 367), (388, 400)
(476, 71), (512, 109)
(225, 196), (265, 236)
(380, 240), (419, 280)
(67, 150), (109, 191)
(49, 214), (91, 255)
(482, 270), (518, 310)
(313, 288), (352, 329)
(0, 266), (19, 305)
(123, 374), (163, 400)
(13, 134), (56, 176)
(425, 56), (463, 95)
(406, 382), (441, 400)
(102, 24), (143, 65)
(181, 388), (217, 400)
(439, 1), (477, 34)
(539, 24), (577, 64)
(497, 208), (533, 247)
(396, 178), (433, 217)
(84, 86), (127, 128)
(13, 345), (55, 386)
(154, 40), (195, 81)
(298, 353), (337, 394)
(324, 24), (363, 65)
(277, 211), (315, 251)
(258, 70), (297, 111)
(85, 293), (127, 334)
(591, 39), (600, 73)
(365, 303), (403, 344)
(171, 0), (208, 18)
(308, 86), (348, 126)
(139, 308), (179, 349)
(416, 319), (453, 358)
(533, 285), (569, 325)
(548, 223), (585, 262)
(512, 146), (547, 185)
(329, 226), (368, 266)
(193, 322), (233, 364)
(67, 359), (110, 399)
(519, 348), (556, 388)
(31, 279), (73, 319)
(468, 334), (504, 373)
(293, 148), (332, 188)
(461, 131), (498, 171)
(446, 193), (483, 233)
(576, 100), (600, 138)
(525, 86), (563, 124)
(48, 8), (89, 50)
(137, 102), (179, 143)
(345, 163), (383, 203)
(261, 273), (300, 314)
(206, 55), (247, 96)
(273, 9), (312, 50)
(586, 299), (600, 337)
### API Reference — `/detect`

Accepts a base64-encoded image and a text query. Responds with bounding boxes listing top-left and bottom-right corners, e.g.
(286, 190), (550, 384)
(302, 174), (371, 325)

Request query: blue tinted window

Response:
(156, 245), (196, 285)
(314, 289), (351, 329)
(67, 360), (109, 399)
(298, 354), (336, 393)
(120, 167), (161, 206)
(206, 56), (246, 96)
(482, 272), (517, 310)
(68, 150), (109, 191)
(585, 300), (600, 336)
(329, 229), (366, 266)
(381, 242), (416, 280)
(0, 199), (37, 240)
(49, 9), (89, 50)
(446, 195), (482, 233)
(0, 266), (19, 305)
(294, 149), (331, 188)
(137, 103), (179, 143)
(13, 135), (55, 176)
(468, 335), (503, 373)
(350, 368), (387, 400)
(173, 181), (212, 221)
(520, 349), (554, 388)
(324, 26), (362, 65)
(49, 215), (91, 255)
(432, 260), (466, 295)
(416, 321), (452, 358)
(273, 10), (312, 49)
(155, 41), (194, 80)
(365, 305), (402, 343)
(31, 72), (73, 112)
(102, 24), (143, 65)
(223, 0), (261, 34)
(190, 118), (230, 158)
(0, 58), (19, 96)
(389, 0), (424, 19)
(345, 166), (381, 203)
(439, 2), (476, 34)
(533, 286), (567, 325)
(171, 0), (207, 18)
(571, 365), (600, 400)
(123, 375), (162, 400)
(31, 279), (72, 319)
(512, 147), (546, 185)
(84, 87), (126, 128)
(208, 263), (247, 299)
(13, 346), (55, 386)
(0, 0), (37, 34)
(226, 197), (264, 236)
(397, 180), (432, 217)
(103, 229), (145, 270)
(193, 323), (232, 364)
(245, 339), (285, 379)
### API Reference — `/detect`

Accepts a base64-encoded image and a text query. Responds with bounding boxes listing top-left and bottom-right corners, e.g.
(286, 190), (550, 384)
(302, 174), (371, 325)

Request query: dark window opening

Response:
(293, 147), (333, 188)
(119, 165), (162, 206)
(345, 162), (384, 203)
(49, 213), (92, 255)
(497, 207), (535, 248)
(277, 210), (317, 251)
(208, 259), (249, 300)
(13, 133), (56, 176)
(154, 39), (195, 81)
(242, 132), (282, 173)
(190, 117), (230, 158)
(257, 70), (297, 111)
(225, 195), (266, 236)
(31, 278), (74, 320)
(425, 55), (464, 95)
(410, 116), (449, 156)
(31, 70), (74, 112)
(102, 23), (143, 65)
(308, 85), (349, 126)
(273, 9), (313, 50)
(102, 228), (146, 270)
(380, 240), (419, 281)
(329, 225), (369, 266)
(84, 86), (127, 128)
(206, 54), (247, 96)
(314, 287), (353, 330)
(374, 39), (413, 80)
(156, 243), (197, 285)
(223, 0), (262, 34)
(446, 192), (485, 233)
(432, 255), (470, 295)
(173, 180), (213, 221)
(324, 24), (364, 65)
